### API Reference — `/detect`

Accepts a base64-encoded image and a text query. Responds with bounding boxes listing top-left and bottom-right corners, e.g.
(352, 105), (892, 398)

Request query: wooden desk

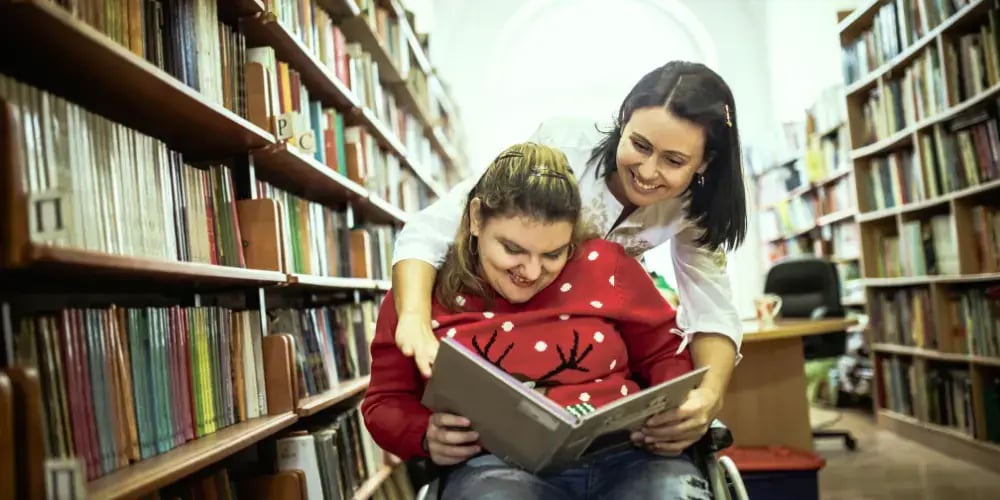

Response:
(718, 318), (858, 452)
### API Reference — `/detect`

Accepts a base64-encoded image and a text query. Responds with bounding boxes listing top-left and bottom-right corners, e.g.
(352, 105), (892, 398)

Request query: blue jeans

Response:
(439, 448), (712, 500)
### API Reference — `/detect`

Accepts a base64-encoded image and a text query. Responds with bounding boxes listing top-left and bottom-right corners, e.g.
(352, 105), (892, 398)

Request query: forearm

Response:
(391, 259), (438, 318)
(362, 399), (432, 460)
(691, 332), (737, 400)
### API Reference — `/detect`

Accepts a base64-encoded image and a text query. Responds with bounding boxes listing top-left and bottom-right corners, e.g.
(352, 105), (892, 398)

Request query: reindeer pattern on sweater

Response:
(427, 239), (693, 415)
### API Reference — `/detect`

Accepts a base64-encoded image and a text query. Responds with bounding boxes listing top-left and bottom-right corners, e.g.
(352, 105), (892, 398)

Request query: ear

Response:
(469, 198), (483, 237)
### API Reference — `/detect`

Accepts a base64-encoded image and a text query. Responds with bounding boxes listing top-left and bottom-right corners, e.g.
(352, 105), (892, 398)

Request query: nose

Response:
(520, 258), (542, 281)
(636, 156), (659, 180)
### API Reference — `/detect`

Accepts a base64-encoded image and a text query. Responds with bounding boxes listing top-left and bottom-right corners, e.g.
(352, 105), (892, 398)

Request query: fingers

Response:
(396, 336), (415, 356)
(427, 413), (482, 466)
(431, 427), (479, 446)
(429, 414), (479, 445)
(646, 393), (701, 427)
(644, 415), (708, 438)
(432, 413), (471, 428)
(416, 342), (439, 378)
(645, 409), (684, 427)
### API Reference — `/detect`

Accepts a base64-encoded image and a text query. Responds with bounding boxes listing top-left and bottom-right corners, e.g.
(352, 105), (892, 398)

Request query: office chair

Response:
(410, 420), (748, 500)
(764, 256), (858, 451)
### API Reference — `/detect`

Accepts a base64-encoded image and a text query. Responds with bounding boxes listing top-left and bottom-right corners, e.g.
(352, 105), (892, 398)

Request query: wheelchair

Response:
(412, 419), (749, 500)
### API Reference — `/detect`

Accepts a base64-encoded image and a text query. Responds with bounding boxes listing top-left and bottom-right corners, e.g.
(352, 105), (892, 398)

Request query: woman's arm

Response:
(391, 175), (480, 374)
(360, 294), (433, 461)
(629, 225), (742, 456)
(670, 223), (743, 397)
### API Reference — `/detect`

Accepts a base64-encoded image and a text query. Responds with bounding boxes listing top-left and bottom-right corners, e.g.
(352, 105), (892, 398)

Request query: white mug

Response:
(754, 294), (783, 329)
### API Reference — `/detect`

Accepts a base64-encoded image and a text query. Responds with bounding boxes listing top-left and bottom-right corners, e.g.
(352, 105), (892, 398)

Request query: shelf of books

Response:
(0, 0), (465, 497)
(839, 0), (1000, 472)
(753, 84), (863, 306)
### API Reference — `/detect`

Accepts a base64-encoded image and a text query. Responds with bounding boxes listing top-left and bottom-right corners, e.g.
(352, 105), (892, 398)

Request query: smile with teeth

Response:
(630, 169), (662, 193)
(508, 270), (534, 287)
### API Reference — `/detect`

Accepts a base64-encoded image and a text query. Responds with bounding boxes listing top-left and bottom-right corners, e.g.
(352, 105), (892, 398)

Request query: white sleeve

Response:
(671, 223), (744, 355)
(390, 174), (479, 269)
(394, 116), (599, 269)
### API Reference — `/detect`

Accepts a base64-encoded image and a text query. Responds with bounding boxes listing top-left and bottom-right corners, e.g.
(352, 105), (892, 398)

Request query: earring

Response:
(469, 234), (478, 255)
(695, 173), (706, 187)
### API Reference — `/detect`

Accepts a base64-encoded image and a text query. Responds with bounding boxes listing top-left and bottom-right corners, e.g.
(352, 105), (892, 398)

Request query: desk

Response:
(717, 318), (858, 451)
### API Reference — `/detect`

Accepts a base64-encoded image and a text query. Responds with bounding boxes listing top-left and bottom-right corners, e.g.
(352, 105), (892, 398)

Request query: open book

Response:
(421, 337), (708, 474)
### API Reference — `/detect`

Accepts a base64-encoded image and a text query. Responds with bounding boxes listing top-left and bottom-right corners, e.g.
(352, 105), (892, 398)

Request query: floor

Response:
(812, 407), (1000, 500)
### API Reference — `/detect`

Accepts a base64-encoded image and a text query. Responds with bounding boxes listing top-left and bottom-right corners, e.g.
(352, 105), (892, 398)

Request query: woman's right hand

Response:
(425, 413), (481, 466)
(396, 312), (440, 378)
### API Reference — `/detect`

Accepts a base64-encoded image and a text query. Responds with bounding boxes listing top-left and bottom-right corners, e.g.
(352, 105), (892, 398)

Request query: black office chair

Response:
(764, 256), (858, 451)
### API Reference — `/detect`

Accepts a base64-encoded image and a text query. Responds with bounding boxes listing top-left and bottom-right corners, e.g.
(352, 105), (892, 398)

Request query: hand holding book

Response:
(631, 386), (718, 456)
(425, 412), (481, 466)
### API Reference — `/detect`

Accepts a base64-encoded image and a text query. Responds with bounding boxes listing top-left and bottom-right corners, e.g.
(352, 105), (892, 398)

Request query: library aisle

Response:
(817, 408), (1000, 500)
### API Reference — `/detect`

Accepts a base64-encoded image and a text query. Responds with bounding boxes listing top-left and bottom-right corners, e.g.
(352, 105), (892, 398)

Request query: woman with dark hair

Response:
(391, 61), (748, 456)
(363, 142), (708, 499)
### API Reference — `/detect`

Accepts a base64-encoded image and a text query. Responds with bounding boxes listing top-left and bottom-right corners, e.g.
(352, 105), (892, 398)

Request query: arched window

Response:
(474, 0), (718, 172)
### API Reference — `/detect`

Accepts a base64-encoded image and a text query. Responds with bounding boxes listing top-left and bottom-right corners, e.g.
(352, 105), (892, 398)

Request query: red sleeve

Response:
(360, 293), (432, 461)
(609, 245), (694, 385)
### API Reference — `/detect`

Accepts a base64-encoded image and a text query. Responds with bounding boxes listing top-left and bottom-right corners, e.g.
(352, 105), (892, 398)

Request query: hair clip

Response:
(530, 165), (567, 180)
(724, 104), (733, 128)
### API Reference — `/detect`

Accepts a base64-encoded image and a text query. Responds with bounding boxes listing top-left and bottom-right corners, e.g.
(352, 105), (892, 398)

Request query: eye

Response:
(667, 156), (686, 167)
(503, 243), (525, 255)
(631, 138), (651, 154)
(543, 249), (566, 260)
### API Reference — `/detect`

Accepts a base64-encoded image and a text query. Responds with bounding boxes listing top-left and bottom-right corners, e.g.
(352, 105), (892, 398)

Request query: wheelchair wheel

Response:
(718, 456), (750, 500)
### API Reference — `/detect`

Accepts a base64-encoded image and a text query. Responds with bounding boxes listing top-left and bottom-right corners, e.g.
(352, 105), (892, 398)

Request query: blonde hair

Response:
(435, 143), (586, 311)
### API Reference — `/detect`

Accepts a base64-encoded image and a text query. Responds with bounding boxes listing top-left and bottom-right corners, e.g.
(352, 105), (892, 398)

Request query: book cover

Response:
(421, 337), (707, 474)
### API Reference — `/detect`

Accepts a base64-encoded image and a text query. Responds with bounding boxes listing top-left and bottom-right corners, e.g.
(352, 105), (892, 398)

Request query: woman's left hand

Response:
(631, 387), (723, 456)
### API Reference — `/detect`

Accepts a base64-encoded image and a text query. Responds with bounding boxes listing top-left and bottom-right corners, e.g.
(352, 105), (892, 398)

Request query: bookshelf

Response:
(839, 0), (1000, 472)
(0, 0), (466, 497)
(753, 85), (863, 306)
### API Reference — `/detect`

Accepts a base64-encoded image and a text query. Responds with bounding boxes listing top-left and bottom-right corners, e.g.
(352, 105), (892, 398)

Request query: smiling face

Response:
(469, 200), (575, 304)
(612, 106), (708, 207)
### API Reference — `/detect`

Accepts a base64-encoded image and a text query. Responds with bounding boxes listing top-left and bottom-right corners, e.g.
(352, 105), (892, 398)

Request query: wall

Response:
(755, 0), (863, 123)
(405, 0), (861, 317)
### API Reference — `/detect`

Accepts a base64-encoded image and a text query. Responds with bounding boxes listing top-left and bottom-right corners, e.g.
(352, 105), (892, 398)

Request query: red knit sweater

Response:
(361, 239), (693, 461)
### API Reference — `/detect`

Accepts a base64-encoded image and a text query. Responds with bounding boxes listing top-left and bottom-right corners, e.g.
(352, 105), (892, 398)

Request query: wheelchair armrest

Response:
(694, 419), (734, 453)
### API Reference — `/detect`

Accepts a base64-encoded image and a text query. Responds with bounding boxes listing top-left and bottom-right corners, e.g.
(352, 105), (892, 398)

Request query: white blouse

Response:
(391, 116), (744, 353)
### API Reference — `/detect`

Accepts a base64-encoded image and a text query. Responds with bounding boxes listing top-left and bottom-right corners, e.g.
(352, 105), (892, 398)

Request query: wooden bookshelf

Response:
(0, 0), (468, 496)
(315, 0), (361, 18)
(878, 410), (1000, 473)
(252, 144), (369, 206)
(872, 344), (1000, 368)
(287, 273), (380, 291)
(352, 462), (398, 500)
(296, 376), (370, 416)
(755, 86), (861, 303)
(87, 412), (298, 500)
(841, 0), (1000, 472)
(219, 0), (267, 21)
(239, 11), (445, 199)
(359, 194), (410, 225)
(5, 245), (288, 287)
(320, 0), (463, 172)
(0, 0), (275, 158)
(241, 11), (360, 111)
